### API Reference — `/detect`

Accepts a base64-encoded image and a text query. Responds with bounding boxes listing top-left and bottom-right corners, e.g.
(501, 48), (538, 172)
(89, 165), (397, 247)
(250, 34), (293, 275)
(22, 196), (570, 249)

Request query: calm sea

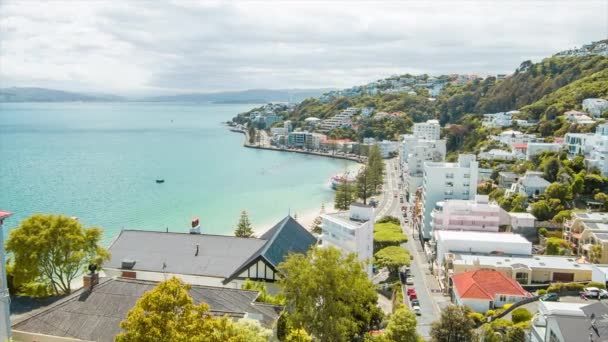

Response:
(0, 102), (353, 244)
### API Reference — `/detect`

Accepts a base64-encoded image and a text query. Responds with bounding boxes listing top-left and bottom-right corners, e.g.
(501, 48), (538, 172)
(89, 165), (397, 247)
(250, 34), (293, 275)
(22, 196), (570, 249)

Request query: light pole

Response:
(0, 210), (13, 342)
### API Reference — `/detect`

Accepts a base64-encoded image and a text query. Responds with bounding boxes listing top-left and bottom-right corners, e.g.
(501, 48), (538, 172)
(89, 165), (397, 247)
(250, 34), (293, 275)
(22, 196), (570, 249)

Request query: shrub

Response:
(503, 303), (513, 310)
(511, 308), (533, 324)
(485, 309), (496, 318)
(377, 216), (400, 225)
(468, 312), (485, 324)
(538, 289), (547, 296)
(565, 283), (585, 291)
(586, 281), (607, 289)
(538, 228), (548, 237)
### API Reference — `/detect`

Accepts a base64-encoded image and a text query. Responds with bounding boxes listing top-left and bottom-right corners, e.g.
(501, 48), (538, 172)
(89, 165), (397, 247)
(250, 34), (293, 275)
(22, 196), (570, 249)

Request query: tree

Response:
(367, 145), (385, 192)
(545, 182), (573, 203)
(377, 216), (401, 225)
(591, 244), (604, 263)
(6, 214), (109, 295)
(278, 247), (382, 341)
(429, 305), (476, 342)
(545, 237), (570, 256)
(511, 308), (532, 324)
(531, 200), (553, 221)
(384, 306), (419, 342)
(248, 125), (256, 144)
(356, 166), (375, 205)
(285, 328), (313, 342)
(241, 279), (284, 305)
(543, 157), (560, 182)
(234, 210), (254, 238)
(335, 179), (355, 210)
(571, 173), (585, 196)
(374, 246), (411, 275)
(595, 192), (608, 210)
(374, 222), (407, 250)
(506, 327), (526, 342)
(116, 277), (267, 342)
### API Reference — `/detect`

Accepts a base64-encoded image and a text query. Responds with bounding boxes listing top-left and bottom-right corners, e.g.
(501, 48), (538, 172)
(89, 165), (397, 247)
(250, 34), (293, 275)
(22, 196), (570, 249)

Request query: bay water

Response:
(0, 102), (354, 245)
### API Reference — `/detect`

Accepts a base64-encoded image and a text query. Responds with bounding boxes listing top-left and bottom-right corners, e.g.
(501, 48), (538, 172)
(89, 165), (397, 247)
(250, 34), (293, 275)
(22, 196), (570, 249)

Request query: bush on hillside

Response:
(511, 308), (533, 324)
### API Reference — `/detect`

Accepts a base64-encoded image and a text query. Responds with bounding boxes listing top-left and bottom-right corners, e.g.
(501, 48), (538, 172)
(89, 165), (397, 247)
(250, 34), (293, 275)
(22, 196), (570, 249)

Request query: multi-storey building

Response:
(564, 212), (608, 263)
(565, 124), (608, 175)
(430, 195), (506, 233)
(318, 107), (359, 132)
(413, 119), (441, 140)
(400, 135), (446, 203)
(419, 154), (478, 240)
(583, 98), (608, 117)
(320, 204), (375, 277)
(482, 111), (517, 128)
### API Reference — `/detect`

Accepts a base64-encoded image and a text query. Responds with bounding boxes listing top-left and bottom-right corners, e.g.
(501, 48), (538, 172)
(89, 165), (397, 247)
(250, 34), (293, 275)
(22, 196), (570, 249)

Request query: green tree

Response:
(571, 173), (585, 197)
(374, 246), (411, 275)
(278, 247), (382, 342)
(234, 210), (254, 238)
(591, 244), (604, 263)
(377, 216), (401, 225)
(374, 222), (407, 250)
(545, 182), (573, 203)
(116, 277), (266, 342)
(595, 192), (608, 210)
(285, 328), (313, 342)
(531, 200), (554, 221)
(356, 166), (375, 205)
(241, 279), (285, 305)
(248, 125), (256, 144)
(545, 237), (570, 256)
(511, 308), (532, 324)
(335, 179), (355, 210)
(553, 210), (572, 223)
(385, 306), (420, 342)
(6, 214), (109, 295)
(367, 145), (385, 192)
(543, 157), (560, 182)
(430, 305), (476, 342)
(506, 327), (526, 342)
(510, 194), (528, 212)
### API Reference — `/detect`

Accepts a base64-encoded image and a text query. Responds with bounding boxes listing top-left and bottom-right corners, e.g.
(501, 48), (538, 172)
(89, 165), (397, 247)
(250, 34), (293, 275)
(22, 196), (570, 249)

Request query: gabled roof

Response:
(12, 277), (282, 342)
(452, 270), (531, 300)
(224, 216), (317, 283)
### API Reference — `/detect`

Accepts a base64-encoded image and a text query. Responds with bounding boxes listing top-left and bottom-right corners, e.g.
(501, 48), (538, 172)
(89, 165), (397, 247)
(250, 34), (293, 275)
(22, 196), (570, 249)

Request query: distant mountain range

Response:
(0, 87), (333, 103)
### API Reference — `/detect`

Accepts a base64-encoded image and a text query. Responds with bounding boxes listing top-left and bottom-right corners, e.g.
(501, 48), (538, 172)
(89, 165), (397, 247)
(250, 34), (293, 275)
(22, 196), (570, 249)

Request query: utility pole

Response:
(0, 210), (13, 342)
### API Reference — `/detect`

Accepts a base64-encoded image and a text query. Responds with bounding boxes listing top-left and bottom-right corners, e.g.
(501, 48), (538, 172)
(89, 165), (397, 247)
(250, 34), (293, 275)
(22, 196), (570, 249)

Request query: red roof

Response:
(0, 210), (12, 220)
(452, 270), (531, 300)
(513, 143), (527, 150)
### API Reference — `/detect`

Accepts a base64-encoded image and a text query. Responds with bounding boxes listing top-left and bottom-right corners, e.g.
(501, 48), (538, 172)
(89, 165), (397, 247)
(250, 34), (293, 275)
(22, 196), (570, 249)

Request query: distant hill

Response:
(0, 87), (124, 102)
(141, 88), (334, 103)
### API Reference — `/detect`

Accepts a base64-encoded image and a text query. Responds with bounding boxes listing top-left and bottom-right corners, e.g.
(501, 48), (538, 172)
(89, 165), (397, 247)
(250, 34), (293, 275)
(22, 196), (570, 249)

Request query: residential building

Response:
(445, 253), (592, 287)
(508, 171), (551, 197)
(450, 270), (532, 313)
(586, 124), (608, 176)
(401, 136), (446, 202)
(591, 264), (608, 287)
(104, 216), (316, 289)
(320, 204), (375, 277)
(270, 127), (287, 136)
(413, 119), (441, 140)
(530, 301), (608, 342)
(478, 168), (493, 183)
(361, 107), (375, 118)
(482, 111), (514, 128)
(288, 131), (310, 148)
(583, 98), (608, 117)
(419, 154), (478, 240)
(433, 230), (532, 268)
(491, 130), (537, 148)
(565, 110), (596, 125)
(498, 171), (519, 189)
(508, 212), (537, 233)
(0, 210), (11, 342)
(318, 107), (359, 132)
(284, 120), (293, 132)
(565, 132), (595, 155)
(478, 149), (516, 160)
(564, 212), (608, 263)
(263, 114), (281, 127)
(431, 195), (508, 233)
(11, 277), (282, 342)
(526, 142), (563, 160)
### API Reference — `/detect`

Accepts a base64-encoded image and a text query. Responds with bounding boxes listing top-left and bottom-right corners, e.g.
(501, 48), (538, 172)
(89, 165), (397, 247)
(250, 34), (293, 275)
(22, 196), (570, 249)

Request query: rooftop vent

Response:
(121, 259), (136, 269)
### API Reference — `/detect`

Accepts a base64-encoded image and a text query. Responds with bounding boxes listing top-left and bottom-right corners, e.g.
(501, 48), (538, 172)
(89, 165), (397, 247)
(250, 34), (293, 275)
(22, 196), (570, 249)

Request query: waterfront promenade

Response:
(229, 127), (366, 164)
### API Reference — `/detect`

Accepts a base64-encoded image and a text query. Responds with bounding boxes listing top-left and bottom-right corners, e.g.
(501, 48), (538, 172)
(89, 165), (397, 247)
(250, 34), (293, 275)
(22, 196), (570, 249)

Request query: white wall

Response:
(104, 268), (245, 289)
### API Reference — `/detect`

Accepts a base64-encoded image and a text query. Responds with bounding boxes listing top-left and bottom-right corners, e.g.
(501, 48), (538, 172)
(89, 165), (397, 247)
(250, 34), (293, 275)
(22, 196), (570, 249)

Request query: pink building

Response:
(431, 195), (508, 232)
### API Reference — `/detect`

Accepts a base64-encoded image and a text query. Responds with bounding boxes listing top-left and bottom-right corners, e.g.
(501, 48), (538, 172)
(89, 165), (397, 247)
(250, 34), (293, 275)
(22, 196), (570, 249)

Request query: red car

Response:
(409, 293), (418, 301)
(407, 288), (416, 296)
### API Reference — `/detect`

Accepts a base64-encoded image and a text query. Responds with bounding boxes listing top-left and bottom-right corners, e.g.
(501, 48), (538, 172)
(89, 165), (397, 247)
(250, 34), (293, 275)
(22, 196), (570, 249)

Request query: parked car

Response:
(406, 277), (414, 285)
(581, 287), (608, 299)
(540, 293), (559, 302)
(409, 293), (417, 301)
(406, 288), (416, 296)
(412, 305), (421, 315)
(410, 299), (420, 306)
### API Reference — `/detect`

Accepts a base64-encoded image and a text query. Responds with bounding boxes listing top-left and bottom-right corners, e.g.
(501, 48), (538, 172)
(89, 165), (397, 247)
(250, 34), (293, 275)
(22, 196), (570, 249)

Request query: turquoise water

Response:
(0, 102), (354, 244)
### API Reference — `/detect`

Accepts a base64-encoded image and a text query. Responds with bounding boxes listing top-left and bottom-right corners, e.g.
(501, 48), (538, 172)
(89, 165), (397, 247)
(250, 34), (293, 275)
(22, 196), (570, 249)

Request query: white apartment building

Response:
(583, 98), (608, 117)
(565, 110), (596, 125)
(478, 149), (517, 160)
(431, 195), (508, 233)
(565, 124), (608, 176)
(491, 130), (538, 148)
(413, 119), (441, 140)
(420, 154), (478, 240)
(400, 135), (447, 203)
(320, 204), (375, 277)
(482, 111), (516, 128)
(318, 107), (359, 132)
(530, 302), (590, 342)
(526, 142), (563, 160)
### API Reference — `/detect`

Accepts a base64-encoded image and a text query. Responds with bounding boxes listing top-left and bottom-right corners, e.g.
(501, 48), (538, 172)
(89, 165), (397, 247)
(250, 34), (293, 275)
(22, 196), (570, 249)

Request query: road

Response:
(376, 157), (448, 339)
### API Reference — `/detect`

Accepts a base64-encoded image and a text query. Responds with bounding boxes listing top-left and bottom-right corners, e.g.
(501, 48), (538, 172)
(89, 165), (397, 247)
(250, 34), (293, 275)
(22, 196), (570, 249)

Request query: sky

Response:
(1, 0), (607, 96)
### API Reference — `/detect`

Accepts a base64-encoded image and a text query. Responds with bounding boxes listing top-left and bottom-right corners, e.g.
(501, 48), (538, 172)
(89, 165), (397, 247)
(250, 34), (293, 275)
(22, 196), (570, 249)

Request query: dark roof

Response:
(582, 302), (608, 340)
(552, 316), (594, 342)
(224, 216), (317, 283)
(12, 277), (282, 342)
(105, 230), (267, 278)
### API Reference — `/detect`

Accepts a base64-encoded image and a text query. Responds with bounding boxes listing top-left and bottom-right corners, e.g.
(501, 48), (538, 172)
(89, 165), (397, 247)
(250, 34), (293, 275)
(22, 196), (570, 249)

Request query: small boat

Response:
(156, 179), (165, 183)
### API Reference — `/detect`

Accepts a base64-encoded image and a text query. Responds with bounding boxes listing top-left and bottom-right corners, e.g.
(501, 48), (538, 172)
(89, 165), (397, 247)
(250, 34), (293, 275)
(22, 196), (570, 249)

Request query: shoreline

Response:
(229, 127), (366, 164)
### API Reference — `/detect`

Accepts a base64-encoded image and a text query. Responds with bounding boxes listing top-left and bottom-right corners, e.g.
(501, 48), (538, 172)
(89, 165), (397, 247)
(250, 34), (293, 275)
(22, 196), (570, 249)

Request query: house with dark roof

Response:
(103, 216), (317, 289)
(11, 277), (282, 342)
(530, 301), (608, 342)
(450, 269), (532, 313)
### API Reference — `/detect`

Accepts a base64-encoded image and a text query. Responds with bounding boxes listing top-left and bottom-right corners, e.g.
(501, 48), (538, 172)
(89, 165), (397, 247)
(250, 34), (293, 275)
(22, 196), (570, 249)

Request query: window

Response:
(444, 190), (453, 195)
(445, 181), (454, 187)
(463, 173), (470, 179)
(515, 272), (529, 284)
(499, 295), (507, 302)
(446, 173), (454, 179)
(463, 183), (469, 187)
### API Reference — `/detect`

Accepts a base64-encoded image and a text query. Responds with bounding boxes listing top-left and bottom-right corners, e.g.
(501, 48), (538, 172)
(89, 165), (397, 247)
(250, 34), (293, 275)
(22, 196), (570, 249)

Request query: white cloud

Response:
(0, 0), (606, 95)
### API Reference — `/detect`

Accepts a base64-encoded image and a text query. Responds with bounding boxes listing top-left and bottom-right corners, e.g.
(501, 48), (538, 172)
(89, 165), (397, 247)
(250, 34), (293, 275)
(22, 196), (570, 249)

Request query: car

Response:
(540, 293), (559, 302)
(406, 288), (416, 296)
(394, 194), (398, 198)
(601, 289), (608, 299)
(410, 299), (420, 306)
(581, 287), (608, 299)
(406, 277), (414, 285)
(409, 293), (417, 301)
(412, 305), (421, 315)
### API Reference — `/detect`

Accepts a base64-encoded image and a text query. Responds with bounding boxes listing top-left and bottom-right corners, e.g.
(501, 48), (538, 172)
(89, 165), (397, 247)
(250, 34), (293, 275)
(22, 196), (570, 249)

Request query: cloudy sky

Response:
(1, 1), (606, 95)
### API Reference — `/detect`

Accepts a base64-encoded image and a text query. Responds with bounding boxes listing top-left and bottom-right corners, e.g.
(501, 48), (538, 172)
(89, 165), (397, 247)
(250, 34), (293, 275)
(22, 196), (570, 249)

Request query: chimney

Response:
(83, 273), (99, 291)
(195, 243), (199, 256)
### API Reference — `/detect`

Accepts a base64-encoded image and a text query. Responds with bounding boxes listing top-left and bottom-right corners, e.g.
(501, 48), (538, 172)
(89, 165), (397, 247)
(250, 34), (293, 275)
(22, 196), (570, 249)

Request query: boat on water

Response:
(329, 171), (357, 190)
(156, 179), (165, 183)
